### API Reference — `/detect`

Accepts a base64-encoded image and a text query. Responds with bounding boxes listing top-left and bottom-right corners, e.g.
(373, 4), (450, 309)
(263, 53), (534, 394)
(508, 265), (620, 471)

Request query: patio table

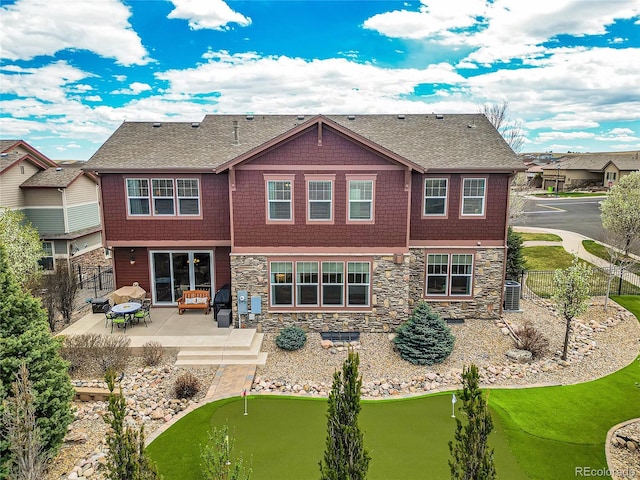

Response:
(110, 303), (141, 332)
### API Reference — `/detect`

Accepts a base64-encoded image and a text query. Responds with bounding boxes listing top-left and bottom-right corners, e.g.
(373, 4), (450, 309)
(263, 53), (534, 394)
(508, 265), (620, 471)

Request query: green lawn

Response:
(523, 246), (575, 270)
(532, 192), (607, 198)
(519, 232), (563, 242)
(147, 394), (527, 480)
(583, 240), (640, 275)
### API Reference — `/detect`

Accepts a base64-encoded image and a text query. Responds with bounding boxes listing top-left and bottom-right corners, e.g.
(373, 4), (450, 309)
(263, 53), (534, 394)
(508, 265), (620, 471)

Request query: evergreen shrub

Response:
(394, 301), (455, 365)
(275, 326), (307, 351)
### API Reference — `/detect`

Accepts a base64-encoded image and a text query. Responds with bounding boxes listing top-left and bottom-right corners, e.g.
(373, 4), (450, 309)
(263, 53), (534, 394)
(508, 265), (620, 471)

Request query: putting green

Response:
(147, 394), (526, 480)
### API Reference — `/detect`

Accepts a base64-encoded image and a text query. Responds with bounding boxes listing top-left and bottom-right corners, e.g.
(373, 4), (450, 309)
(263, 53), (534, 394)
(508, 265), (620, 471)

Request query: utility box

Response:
(91, 297), (110, 314)
(251, 295), (262, 314)
(237, 290), (248, 314)
(217, 309), (232, 328)
(504, 281), (521, 311)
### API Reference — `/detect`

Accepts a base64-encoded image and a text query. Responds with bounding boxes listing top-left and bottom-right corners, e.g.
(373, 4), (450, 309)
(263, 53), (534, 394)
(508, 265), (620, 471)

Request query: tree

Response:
(601, 171), (640, 256)
(448, 364), (496, 480)
(481, 100), (525, 154)
(505, 227), (525, 280)
(1, 364), (49, 480)
(552, 258), (592, 361)
(394, 301), (455, 365)
(0, 207), (44, 288)
(53, 262), (79, 325)
(0, 245), (74, 477)
(319, 350), (370, 480)
(103, 369), (160, 480)
(200, 424), (252, 480)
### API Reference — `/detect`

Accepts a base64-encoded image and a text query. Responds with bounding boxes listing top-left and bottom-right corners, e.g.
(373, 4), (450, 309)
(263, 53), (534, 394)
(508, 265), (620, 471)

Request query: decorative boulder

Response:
(506, 349), (533, 363)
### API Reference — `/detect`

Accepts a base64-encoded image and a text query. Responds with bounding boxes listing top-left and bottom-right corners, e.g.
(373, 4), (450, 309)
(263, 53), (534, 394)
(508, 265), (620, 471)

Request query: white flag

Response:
(452, 393), (457, 404)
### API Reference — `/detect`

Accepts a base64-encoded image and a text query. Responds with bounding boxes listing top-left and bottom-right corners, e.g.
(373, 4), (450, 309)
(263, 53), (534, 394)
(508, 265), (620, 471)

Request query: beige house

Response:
(0, 140), (105, 271)
(541, 152), (639, 191)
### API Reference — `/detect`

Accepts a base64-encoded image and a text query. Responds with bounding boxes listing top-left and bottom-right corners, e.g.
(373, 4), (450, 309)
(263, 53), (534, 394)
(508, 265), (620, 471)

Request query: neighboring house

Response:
(84, 114), (523, 332)
(541, 153), (639, 191)
(0, 140), (105, 271)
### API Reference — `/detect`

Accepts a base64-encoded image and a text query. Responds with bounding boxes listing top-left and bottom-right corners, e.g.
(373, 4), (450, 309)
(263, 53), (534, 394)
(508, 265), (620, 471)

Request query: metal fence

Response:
(75, 265), (114, 300)
(516, 267), (640, 299)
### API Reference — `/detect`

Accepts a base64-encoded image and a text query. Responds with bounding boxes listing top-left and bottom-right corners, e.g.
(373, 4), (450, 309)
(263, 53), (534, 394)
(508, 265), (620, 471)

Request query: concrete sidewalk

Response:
(514, 226), (640, 288)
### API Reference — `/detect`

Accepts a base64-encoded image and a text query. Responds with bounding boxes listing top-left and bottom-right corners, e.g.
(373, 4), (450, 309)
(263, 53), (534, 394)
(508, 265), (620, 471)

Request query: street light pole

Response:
(555, 164), (560, 197)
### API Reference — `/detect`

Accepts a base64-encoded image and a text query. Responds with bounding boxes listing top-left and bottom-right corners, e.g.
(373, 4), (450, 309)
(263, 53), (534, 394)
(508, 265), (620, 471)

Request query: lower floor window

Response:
(270, 259), (371, 308)
(39, 242), (54, 271)
(426, 253), (473, 297)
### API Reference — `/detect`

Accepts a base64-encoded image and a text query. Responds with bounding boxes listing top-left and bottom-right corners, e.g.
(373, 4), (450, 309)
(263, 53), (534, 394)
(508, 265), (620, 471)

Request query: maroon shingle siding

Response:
(114, 247), (150, 293)
(215, 246), (231, 289)
(101, 174), (230, 242)
(233, 131), (408, 248)
(409, 172), (509, 241)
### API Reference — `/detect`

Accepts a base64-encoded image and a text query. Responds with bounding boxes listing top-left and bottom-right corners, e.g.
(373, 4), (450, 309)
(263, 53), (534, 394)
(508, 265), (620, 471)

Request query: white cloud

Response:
(364, 0), (640, 67)
(84, 95), (103, 102)
(536, 131), (595, 142)
(156, 51), (465, 112)
(111, 82), (153, 95)
(0, 0), (149, 65)
(167, 0), (251, 31)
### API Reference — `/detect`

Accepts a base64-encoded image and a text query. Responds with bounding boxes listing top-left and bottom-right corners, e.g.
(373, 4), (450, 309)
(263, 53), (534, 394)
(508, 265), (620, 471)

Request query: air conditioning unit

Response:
(504, 281), (521, 311)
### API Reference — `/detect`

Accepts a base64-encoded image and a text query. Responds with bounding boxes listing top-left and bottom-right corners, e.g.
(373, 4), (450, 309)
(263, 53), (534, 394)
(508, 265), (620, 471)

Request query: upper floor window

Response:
(177, 179), (200, 215)
(308, 180), (333, 221)
(152, 179), (175, 215)
(267, 179), (293, 222)
(127, 179), (150, 215)
(38, 241), (54, 271)
(126, 178), (200, 217)
(424, 178), (448, 216)
(347, 176), (375, 223)
(461, 178), (486, 216)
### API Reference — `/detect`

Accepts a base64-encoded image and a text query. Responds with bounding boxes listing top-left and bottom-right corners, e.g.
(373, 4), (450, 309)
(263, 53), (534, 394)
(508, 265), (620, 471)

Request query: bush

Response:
(515, 321), (549, 359)
(275, 326), (307, 351)
(60, 334), (131, 375)
(142, 341), (164, 366)
(174, 372), (200, 399)
(394, 301), (455, 365)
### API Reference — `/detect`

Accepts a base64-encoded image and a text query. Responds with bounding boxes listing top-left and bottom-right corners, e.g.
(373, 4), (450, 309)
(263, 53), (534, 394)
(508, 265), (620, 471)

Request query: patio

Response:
(57, 307), (267, 365)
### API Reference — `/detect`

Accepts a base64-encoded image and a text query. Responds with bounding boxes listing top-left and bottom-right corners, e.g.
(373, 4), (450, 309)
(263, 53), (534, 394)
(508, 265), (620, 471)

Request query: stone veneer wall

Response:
(230, 248), (504, 332)
(230, 254), (411, 333)
(409, 247), (505, 320)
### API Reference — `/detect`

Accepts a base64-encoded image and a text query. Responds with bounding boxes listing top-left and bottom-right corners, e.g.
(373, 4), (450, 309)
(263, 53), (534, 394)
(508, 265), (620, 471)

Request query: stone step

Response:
(174, 353), (268, 368)
(176, 330), (261, 352)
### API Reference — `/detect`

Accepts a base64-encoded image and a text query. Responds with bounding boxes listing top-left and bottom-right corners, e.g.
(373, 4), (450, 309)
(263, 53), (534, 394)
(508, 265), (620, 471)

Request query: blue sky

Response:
(1, 0), (639, 160)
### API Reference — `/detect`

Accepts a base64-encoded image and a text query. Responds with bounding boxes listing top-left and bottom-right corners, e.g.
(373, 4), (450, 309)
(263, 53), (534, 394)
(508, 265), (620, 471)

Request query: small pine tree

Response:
(449, 364), (496, 480)
(200, 424), (252, 480)
(319, 350), (370, 480)
(0, 245), (74, 477)
(2, 364), (49, 480)
(506, 227), (525, 280)
(394, 301), (455, 365)
(103, 369), (160, 480)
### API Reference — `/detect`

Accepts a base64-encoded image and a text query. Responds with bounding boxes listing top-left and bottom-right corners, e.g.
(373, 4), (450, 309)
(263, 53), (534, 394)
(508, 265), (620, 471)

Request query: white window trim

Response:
(461, 177), (486, 217)
(177, 178), (201, 216)
(425, 253), (474, 298)
(450, 254), (474, 297)
(270, 261), (294, 306)
(152, 178), (175, 216)
(265, 176), (295, 224)
(346, 175), (376, 224)
(296, 261), (319, 307)
(423, 177), (448, 217)
(126, 178), (201, 217)
(126, 178), (150, 216)
(306, 176), (334, 223)
(347, 261), (371, 307)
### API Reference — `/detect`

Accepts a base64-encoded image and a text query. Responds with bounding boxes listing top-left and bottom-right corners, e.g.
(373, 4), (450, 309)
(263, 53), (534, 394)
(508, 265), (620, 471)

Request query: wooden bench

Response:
(177, 290), (211, 315)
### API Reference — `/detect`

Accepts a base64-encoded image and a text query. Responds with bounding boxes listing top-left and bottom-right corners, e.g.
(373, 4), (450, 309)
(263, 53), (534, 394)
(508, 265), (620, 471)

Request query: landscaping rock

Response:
(505, 349), (533, 363)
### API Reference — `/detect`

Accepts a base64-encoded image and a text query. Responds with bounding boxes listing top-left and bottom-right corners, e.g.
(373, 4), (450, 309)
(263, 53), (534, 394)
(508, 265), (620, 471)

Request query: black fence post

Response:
(77, 264), (83, 289)
(98, 265), (103, 291)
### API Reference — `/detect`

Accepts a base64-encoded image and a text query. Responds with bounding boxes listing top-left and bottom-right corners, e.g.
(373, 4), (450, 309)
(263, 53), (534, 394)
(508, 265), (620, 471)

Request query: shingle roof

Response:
(0, 140), (19, 153)
(543, 154), (640, 172)
(20, 167), (84, 188)
(85, 114), (521, 172)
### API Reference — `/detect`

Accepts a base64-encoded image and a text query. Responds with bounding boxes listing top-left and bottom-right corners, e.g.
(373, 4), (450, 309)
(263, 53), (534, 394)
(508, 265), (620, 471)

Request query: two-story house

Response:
(85, 114), (522, 332)
(0, 140), (104, 271)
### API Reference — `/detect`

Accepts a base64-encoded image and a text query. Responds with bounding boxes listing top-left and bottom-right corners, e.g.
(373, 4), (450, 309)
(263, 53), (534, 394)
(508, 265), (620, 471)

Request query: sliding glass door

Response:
(150, 250), (214, 304)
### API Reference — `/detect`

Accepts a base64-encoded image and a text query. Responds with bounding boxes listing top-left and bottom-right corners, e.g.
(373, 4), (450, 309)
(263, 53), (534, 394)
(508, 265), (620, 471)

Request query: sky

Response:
(0, 0), (639, 161)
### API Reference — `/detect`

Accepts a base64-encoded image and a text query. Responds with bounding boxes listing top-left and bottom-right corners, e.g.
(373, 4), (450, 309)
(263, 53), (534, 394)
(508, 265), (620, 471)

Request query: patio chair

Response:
(133, 302), (151, 327)
(110, 314), (129, 333)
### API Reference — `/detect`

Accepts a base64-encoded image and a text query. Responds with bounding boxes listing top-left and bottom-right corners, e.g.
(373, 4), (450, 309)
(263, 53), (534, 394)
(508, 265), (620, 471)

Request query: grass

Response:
(518, 232), (563, 242)
(147, 394), (527, 480)
(583, 240), (640, 275)
(532, 192), (607, 197)
(148, 297), (640, 480)
(522, 246), (575, 270)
